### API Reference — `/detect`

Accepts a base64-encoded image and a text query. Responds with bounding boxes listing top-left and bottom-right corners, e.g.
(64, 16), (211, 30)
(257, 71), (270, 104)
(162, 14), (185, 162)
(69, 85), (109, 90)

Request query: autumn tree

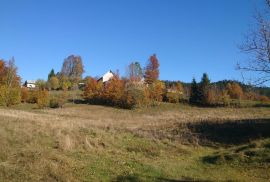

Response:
(226, 82), (244, 100)
(127, 62), (143, 82)
(175, 82), (184, 93)
(144, 54), (160, 85)
(35, 79), (47, 91)
(221, 90), (231, 106)
(0, 58), (21, 106)
(259, 95), (270, 103)
(49, 76), (60, 90)
(164, 82), (184, 103)
(245, 90), (258, 101)
(0, 60), (6, 85)
(36, 90), (49, 108)
(103, 76), (125, 106)
(61, 55), (84, 84)
(59, 75), (72, 90)
(83, 77), (100, 101)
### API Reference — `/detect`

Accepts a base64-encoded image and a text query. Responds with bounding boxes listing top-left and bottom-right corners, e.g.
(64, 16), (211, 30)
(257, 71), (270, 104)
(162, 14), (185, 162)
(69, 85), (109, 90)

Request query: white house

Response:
(24, 80), (36, 88)
(98, 70), (115, 83)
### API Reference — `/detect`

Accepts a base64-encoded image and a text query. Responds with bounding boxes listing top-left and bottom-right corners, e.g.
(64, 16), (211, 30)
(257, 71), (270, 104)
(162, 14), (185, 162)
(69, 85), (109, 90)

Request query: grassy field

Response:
(0, 102), (270, 181)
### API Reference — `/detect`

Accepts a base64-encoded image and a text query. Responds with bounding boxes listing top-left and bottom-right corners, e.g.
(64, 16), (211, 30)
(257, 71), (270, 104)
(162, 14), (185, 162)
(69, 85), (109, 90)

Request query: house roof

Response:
(26, 80), (36, 84)
(97, 70), (115, 82)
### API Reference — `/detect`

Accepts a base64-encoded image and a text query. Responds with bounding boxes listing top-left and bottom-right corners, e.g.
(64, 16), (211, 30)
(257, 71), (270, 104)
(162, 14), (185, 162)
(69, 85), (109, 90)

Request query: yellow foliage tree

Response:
(226, 82), (244, 100)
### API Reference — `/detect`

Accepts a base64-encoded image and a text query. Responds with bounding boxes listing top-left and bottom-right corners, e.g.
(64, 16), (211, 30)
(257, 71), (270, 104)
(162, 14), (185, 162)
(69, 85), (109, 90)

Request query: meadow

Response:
(0, 100), (270, 182)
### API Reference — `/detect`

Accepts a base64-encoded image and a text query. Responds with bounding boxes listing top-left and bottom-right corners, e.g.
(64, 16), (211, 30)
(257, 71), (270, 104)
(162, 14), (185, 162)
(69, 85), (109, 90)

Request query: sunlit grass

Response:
(0, 103), (270, 181)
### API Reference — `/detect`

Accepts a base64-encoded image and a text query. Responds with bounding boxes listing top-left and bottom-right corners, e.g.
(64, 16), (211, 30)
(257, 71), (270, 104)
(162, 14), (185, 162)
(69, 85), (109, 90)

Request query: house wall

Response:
(27, 83), (36, 88)
(102, 72), (114, 82)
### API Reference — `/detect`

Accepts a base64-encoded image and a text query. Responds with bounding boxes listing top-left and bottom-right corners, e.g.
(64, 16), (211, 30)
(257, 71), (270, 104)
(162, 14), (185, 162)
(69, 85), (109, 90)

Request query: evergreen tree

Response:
(48, 69), (55, 81)
(189, 78), (200, 104)
(200, 73), (210, 89)
(199, 73), (211, 105)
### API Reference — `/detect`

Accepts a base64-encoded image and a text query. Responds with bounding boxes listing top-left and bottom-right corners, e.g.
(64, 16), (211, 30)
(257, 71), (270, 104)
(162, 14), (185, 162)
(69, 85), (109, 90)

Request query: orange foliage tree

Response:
(144, 54), (160, 85)
(83, 76), (137, 109)
(226, 82), (244, 100)
(0, 58), (21, 106)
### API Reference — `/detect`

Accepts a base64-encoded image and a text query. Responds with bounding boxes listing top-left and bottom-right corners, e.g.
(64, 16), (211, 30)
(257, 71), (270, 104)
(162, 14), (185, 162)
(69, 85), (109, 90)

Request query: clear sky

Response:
(0, 0), (265, 82)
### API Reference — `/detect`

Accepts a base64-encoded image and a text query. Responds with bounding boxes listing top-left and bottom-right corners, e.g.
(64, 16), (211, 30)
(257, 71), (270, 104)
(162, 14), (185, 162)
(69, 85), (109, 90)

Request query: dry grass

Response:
(0, 103), (270, 181)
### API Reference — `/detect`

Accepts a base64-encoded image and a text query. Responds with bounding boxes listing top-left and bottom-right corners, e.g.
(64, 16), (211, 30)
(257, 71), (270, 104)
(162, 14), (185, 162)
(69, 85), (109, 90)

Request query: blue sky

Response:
(0, 0), (265, 82)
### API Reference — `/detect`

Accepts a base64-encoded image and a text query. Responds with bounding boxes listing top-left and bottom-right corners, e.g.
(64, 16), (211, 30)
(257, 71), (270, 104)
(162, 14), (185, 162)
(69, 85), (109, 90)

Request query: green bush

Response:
(49, 98), (60, 108)
(49, 96), (66, 108)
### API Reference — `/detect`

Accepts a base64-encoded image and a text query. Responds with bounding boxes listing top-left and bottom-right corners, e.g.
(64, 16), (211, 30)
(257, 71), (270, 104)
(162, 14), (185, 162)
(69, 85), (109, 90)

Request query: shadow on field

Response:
(68, 99), (87, 104)
(111, 175), (209, 182)
(187, 118), (270, 146)
(254, 103), (270, 108)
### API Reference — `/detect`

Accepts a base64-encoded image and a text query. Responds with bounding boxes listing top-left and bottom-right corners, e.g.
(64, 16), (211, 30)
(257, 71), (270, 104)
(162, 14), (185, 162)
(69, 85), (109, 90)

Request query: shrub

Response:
(0, 85), (21, 106)
(121, 88), (147, 109)
(221, 90), (230, 106)
(164, 92), (181, 103)
(48, 76), (60, 90)
(49, 98), (60, 108)
(145, 81), (165, 106)
(27, 90), (38, 103)
(226, 82), (244, 100)
(49, 91), (67, 108)
(0, 86), (8, 106)
(21, 87), (29, 103)
(83, 77), (148, 109)
(259, 95), (270, 103)
(37, 90), (49, 108)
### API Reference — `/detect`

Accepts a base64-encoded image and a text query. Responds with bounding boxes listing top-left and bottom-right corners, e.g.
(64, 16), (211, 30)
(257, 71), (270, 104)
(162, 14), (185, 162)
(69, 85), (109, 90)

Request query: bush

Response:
(21, 87), (29, 103)
(27, 90), (38, 104)
(49, 92), (67, 108)
(226, 82), (244, 100)
(83, 77), (150, 109)
(49, 98), (61, 108)
(120, 88), (149, 109)
(259, 95), (270, 103)
(164, 92), (181, 103)
(37, 90), (49, 108)
(145, 81), (165, 106)
(0, 85), (21, 106)
(221, 90), (230, 106)
(0, 86), (7, 106)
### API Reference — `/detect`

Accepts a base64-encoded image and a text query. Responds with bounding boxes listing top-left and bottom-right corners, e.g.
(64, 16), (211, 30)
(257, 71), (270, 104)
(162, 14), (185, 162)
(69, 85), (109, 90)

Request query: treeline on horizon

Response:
(0, 55), (270, 109)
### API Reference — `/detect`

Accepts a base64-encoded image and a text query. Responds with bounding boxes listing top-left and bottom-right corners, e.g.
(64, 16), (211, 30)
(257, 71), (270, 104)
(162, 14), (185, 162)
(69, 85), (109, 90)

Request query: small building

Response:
(98, 70), (115, 83)
(24, 80), (36, 88)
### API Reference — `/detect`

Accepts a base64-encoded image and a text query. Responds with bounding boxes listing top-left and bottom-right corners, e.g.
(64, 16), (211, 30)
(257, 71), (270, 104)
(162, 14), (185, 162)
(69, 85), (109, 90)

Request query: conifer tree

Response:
(189, 78), (200, 104)
(48, 69), (55, 81)
(199, 73), (211, 105)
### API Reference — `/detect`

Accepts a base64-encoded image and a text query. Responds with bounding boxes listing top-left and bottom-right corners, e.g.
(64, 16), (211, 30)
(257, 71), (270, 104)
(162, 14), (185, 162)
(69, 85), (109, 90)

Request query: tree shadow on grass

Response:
(254, 103), (270, 108)
(111, 174), (209, 182)
(187, 118), (270, 146)
(67, 99), (87, 104)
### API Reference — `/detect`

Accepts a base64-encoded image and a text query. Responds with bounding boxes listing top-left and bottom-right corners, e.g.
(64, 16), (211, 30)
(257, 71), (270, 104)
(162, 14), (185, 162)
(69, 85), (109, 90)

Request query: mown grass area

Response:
(0, 103), (270, 181)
